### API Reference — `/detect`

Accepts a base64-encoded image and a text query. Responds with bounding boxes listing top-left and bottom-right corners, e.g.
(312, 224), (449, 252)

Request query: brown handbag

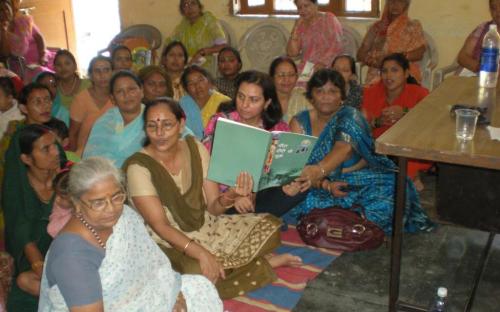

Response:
(297, 205), (385, 252)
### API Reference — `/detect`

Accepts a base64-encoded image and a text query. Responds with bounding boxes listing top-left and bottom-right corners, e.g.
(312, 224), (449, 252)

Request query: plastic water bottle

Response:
(479, 24), (500, 88)
(428, 287), (448, 312)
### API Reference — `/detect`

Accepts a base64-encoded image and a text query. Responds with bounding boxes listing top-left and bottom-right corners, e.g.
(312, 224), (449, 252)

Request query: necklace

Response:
(75, 213), (106, 249)
(59, 75), (79, 96)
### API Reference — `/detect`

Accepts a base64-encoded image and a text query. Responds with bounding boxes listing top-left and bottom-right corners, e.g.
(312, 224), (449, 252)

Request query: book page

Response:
(258, 132), (317, 190)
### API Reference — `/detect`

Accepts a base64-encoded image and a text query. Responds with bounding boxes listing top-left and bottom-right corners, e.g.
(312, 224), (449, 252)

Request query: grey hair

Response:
(68, 157), (124, 199)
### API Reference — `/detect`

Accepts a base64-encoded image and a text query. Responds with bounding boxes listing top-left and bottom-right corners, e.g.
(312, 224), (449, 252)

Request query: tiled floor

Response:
(294, 174), (500, 312)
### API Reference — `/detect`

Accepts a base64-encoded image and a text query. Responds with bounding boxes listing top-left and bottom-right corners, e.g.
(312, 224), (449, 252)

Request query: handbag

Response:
(297, 205), (385, 252)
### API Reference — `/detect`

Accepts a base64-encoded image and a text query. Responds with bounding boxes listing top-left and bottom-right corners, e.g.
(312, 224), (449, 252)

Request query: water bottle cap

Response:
(437, 287), (448, 297)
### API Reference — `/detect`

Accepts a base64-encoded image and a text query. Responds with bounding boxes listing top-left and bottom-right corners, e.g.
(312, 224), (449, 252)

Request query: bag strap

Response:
(350, 204), (367, 219)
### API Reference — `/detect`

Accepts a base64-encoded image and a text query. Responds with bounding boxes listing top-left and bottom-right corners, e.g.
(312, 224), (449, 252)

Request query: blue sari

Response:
(292, 106), (433, 234)
(50, 93), (70, 127)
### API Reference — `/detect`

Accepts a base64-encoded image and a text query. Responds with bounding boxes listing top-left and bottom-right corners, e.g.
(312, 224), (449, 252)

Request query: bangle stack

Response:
(317, 163), (327, 178)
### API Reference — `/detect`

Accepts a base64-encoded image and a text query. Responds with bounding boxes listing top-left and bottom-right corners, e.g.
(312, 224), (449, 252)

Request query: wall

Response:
(119, 0), (491, 69)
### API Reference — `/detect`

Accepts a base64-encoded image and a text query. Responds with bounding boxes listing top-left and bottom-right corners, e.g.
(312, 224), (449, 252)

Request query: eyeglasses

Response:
(146, 120), (179, 133)
(79, 192), (126, 211)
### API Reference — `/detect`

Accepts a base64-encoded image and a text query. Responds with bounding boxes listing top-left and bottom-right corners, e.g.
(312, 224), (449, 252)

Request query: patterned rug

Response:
(223, 224), (341, 311)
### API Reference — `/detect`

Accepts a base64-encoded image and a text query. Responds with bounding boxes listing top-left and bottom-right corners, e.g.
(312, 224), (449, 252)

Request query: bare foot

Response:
(413, 175), (424, 192)
(266, 253), (303, 268)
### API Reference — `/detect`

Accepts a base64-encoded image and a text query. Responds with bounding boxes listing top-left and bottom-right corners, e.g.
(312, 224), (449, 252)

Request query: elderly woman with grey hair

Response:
(38, 157), (222, 312)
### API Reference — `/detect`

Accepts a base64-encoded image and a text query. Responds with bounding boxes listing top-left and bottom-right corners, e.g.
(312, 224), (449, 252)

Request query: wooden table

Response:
(375, 76), (500, 312)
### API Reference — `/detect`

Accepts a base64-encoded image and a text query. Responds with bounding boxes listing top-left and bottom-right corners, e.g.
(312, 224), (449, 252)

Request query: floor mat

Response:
(223, 224), (341, 311)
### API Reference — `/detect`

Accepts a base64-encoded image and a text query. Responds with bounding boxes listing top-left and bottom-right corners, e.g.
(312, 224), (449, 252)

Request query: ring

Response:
(234, 183), (239, 187)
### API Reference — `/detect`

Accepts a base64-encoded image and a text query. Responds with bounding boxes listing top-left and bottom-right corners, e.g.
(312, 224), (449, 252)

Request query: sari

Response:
(360, 2), (426, 85)
(291, 107), (433, 234)
(38, 205), (222, 312)
(2, 127), (56, 312)
(361, 81), (431, 178)
(56, 79), (91, 111)
(179, 90), (231, 139)
(50, 93), (70, 127)
(294, 12), (343, 75)
(124, 136), (281, 299)
(169, 11), (227, 71)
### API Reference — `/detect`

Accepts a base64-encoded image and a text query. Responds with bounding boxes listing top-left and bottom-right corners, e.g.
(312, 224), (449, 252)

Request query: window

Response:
(233, 0), (379, 18)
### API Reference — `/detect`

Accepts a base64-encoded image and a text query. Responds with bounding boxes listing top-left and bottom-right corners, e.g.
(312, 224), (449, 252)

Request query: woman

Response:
(53, 50), (91, 124)
(179, 65), (230, 139)
(457, 0), (500, 73)
(0, 0), (53, 83)
(39, 157), (222, 311)
(214, 46), (242, 99)
(69, 56), (113, 154)
(3, 124), (60, 311)
(124, 98), (301, 299)
(82, 71), (145, 167)
(357, 0), (426, 85)
(332, 54), (363, 109)
(35, 71), (57, 100)
(161, 41), (188, 100)
(0, 76), (22, 139)
(138, 65), (174, 102)
(290, 69), (433, 234)
(287, 0), (343, 75)
(269, 56), (311, 122)
(361, 53), (430, 189)
(111, 45), (133, 72)
(204, 71), (307, 217)
(168, 0), (227, 71)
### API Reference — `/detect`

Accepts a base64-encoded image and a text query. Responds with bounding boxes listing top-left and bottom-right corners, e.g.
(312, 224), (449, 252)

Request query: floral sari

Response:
(291, 106), (433, 234)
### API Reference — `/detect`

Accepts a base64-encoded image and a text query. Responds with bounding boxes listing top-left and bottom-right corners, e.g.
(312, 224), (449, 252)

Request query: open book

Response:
(207, 118), (317, 192)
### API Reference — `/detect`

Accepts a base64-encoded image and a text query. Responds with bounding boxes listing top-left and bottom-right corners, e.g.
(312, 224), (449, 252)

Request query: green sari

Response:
(2, 127), (63, 311)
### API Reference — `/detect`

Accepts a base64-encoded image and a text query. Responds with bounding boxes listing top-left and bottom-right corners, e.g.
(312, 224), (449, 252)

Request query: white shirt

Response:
(0, 99), (24, 138)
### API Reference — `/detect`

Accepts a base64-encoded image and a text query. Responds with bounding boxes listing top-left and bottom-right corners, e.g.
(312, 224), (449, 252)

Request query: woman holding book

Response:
(123, 97), (301, 299)
(289, 69), (433, 234)
(203, 70), (310, 216)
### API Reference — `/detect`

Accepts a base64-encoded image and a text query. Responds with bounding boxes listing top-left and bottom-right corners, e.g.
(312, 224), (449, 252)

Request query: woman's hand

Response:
(233, 195), (254, 214)
(297, 164), (324, 185)
(381, 105), (405, 125)
(197, 249), (225, 284)
(322, 180), (348, 197)
(173, 292), (187, 312)
(233, 171), (253, 197)
(189, 48), (206, 65)
(282, 179), (311, 196)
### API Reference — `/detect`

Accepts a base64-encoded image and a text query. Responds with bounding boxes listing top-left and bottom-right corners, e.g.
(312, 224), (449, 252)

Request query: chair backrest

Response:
(238, 21), (289, 73)
(340, 24), (362, 58)
(113, 24), (163, 50)
(419, 30), (439, 90)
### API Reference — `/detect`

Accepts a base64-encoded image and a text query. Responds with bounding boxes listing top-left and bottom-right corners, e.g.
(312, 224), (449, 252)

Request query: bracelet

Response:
(183, 239), (194, 255)
(217, 193), (235, 209)
(317, 163), (327, 178)
(31, 260), (44, 271)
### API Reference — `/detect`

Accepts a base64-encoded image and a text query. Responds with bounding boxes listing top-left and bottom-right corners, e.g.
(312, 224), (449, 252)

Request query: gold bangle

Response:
(317, 163), (327, 177)
(31, 260), (44, 271)
(183, 239), (194, 255)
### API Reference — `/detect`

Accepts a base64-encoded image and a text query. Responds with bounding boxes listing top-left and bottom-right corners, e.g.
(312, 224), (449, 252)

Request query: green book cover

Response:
(207, 118), (317, 192)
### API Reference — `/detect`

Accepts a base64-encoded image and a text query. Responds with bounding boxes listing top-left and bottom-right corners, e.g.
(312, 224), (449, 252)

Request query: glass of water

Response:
(455, 109), (480, 140)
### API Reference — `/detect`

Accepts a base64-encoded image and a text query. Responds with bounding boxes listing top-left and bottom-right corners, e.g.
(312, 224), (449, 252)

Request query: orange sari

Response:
(361, 3), (426, 85)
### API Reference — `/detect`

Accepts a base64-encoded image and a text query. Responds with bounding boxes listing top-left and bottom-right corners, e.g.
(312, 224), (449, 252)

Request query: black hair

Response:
(220, 70), (283, 130)
(35, 71), (56, 83)
(294, 0), (318, 4)
(179, 0), (203, 15)
(18, 83), (51, 106)
(0, 77), (16, 98)
(269, 56), (298, 77)
(53, 168), (70, 196)
(218, 46), (242, 67)
(111, 45), (132, 61)
(44, 118), (69, 140)
(18, 124), (52, 155)
(306, 69), (346, 101)
(142, 97), (186, 146)
(332, 54), (356, 76)
(87, 55), (113, 77)
(381, 53), (419, 85)
(161, 41), (189, 67)
(53, 49), (77, 67)
(180, 65), (214, 90)
(109, 70), (142, 94)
